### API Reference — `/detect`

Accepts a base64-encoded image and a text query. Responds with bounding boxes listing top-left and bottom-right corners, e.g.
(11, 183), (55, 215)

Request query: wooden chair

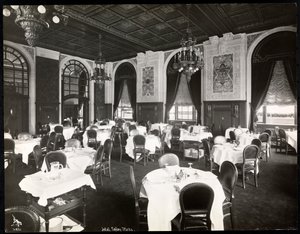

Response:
(236, 145), (260, 189)
(202, 139), (217, 172)
(46, 132), (56, 152)
(54, 125), (63, 134)
(277, 128), (293, 155)
(5, 206), (40, 232)
(44, 151), (67, 171)
(133, 135), (149, 166)
(170, 127), (184, 158)
(172, 183), (214, 231)
(85, 145), (104, 185)
(115, 125), (124, 162)
(31, 145), (44, 171)
(229, 131), (236, 143)
(251, 138), (262, 159)
(101, 139), (113, 178)
(87, 129), (99, 150)
(158, 153), (179, 168)
(218, 161), (238, 230)
(129, 166), (148, 231)
(258, 132), (271, 161)
(4, 138), (16, 173)
(53, 133), (66, 151)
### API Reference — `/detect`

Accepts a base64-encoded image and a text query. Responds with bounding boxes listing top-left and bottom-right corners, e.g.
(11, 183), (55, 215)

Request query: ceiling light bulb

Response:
(10, 5), (19, 10)
(52, 15), (60, 24)
(3, 8), (11, 17)
(37, 5), (46, 14)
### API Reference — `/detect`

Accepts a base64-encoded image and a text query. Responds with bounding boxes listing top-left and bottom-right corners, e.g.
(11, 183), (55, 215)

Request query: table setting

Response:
(140, 165), (225, 231)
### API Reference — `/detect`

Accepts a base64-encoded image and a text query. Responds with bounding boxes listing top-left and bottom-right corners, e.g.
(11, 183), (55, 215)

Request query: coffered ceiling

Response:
(3, 3), (297, 62)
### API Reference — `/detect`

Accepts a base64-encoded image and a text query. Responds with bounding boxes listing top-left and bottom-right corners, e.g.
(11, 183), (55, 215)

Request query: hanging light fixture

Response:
(173, 4), (204, 76)
(90, 34), (112, 84)
(3, 5), (69, 47)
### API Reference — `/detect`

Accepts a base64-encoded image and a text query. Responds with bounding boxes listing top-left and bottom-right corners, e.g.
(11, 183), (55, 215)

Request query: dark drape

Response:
(188, 70), (202, 124)
(283, 57), (297, 99)
(165, 71), (180, 122)
(78, 72), (87, 112)
(126, 79), (137, 121)
(113, 79), (124, 116)
(249, 60), (275, 131)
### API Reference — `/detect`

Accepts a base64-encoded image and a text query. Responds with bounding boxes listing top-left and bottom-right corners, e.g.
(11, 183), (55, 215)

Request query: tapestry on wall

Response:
(213, 54), (233, 93)
(142, 66), (154, 96)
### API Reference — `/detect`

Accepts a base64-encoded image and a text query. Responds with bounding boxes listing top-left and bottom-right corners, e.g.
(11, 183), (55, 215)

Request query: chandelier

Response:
(173, 4), (204, 76)
(3, 5), (68, 47)
(90, 34), (112, 84)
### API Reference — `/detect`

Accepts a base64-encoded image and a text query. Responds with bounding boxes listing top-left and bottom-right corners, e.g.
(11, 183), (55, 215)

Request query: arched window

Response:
(62, 60), (89, 129)
(116, 80), (133, 120)
(3, 45), (29, 136)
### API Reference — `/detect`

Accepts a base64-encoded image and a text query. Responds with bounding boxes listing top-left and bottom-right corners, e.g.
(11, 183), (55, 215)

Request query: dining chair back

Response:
(90, 125), (99, 130)
(259, 132), (271, 161)
(170, 127), (184, 158)
(129, 166), (148, 231)
(5, 206), (40, 232)
(150, 129), (160, 137)
(84, 145), (104, 185)
(263, 129), (272, 136)
(171, 127), (181, 139)
(4, 138), (16, 173)
(182, 140), (202, 161)
(277, 128), (291, 155)
(218, 161), (238, 229)
(54, 125), (63, 134)
(102, 139), (113, 178)
(32, 145), (44, 171)
(129, 124), (137, 132)
(229, 131), (236, 142)
(174, 183), (214, 231)
(54, 133), (66, 151)
(202, 139), (214, 172)
(65, 139), (81, 148)
(44, 151), (67, 171)
(110, 126), (116, 141)
(238, 144), (260, 189)
(133, 135), (149, 166)
(158, 153), (179, 168)
(87, 129), (98, 150)
(46, 132), (56, 152)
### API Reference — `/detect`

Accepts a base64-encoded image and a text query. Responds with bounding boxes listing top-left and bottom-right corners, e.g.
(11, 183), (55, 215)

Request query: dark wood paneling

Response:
(204, 101), (247, 136)
(36, 56), (59, 126)
(137, 103), (164, 123)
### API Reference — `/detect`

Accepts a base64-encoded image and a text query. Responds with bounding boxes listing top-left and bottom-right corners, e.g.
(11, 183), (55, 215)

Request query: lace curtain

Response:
(263, 60), (296, 105)
(174, 73), (194, 105)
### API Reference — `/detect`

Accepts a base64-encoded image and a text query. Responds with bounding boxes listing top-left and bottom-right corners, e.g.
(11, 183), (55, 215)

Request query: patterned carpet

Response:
(4, 147), (298, 231)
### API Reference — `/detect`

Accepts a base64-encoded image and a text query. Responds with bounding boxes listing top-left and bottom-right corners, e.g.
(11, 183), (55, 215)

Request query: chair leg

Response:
(254, 168), (258, 188)
(242, 167), (245, 189)
(230, 206), (234, 230)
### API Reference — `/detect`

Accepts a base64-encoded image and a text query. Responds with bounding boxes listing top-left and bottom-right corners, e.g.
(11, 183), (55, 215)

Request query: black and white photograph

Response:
(2, 2), (298, 232)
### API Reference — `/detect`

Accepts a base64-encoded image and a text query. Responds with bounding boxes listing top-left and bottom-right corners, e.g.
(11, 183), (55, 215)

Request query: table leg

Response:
(45, 206), (50, 232)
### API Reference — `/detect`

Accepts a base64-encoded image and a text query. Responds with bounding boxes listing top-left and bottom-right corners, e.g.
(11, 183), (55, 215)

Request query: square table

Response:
(19, 168), (96, 232)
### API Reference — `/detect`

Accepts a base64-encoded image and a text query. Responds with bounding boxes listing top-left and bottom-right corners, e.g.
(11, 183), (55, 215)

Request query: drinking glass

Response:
(188, 162), (193, 169)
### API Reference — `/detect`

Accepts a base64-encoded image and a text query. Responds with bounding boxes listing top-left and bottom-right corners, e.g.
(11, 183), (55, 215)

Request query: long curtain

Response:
(126, 78), (137, 121)
(165, 71), (180, 122)
(249, 60), (275, 131)
(283, 57), (297, 99)
(188, 70), (202, 124)
(113, 79), (124, 116)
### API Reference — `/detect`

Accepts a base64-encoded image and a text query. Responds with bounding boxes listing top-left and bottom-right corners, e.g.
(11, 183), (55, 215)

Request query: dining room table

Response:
(82, 128), (111, 148)
(40, 147), (96, 173)
(285, 130), (297, 152)
(125, 134), (161, 160)
(139, 166), (225, 231)
(225, 127), (249, 139)
(164, 129), (213, 148)
(14, 137), (41, 165)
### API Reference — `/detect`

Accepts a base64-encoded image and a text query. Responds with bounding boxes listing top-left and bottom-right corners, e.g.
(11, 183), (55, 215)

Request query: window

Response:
(169, 105), (197, 121)
(116, 80), (133, 120)
(257, 105), (296, 125)
(256, 60), (296, 126)
(168, 74), (197, 122)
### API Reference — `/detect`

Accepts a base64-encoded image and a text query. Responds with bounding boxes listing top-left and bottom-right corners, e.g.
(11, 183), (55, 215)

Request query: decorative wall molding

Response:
(247, 32), (263, 50)
(203, 33), (247, 101)
(36, 47), (60, 60)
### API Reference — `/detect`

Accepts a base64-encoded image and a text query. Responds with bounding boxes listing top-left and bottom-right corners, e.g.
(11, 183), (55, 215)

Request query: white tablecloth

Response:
(19, 168), (96, 206)
(285, 130), (297, 152)
(82, 129), (111, 148)
(41, 147), (96, 173)
(187, 125), (208, 134)
(150, 123), (169, 134)
(212, 143), (245, 167)
(225, 127), (249, 139)
(164, 129), (213, 148)
(125, 134), (161, 160)
(237, 133), (259, 146)
(140, 167), (225, 231)
(49, 124), (75, 141)
(14, 138), (41, 164)
(136, 126), (147, 135)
